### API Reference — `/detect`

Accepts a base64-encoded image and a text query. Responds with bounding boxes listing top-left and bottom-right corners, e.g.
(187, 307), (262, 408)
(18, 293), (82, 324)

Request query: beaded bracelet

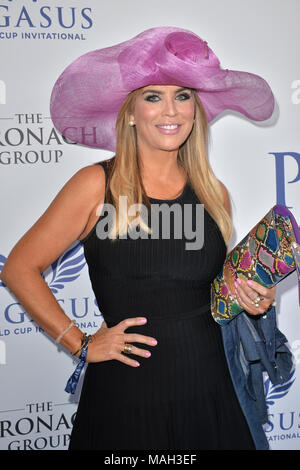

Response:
(55, 319), (76, 345)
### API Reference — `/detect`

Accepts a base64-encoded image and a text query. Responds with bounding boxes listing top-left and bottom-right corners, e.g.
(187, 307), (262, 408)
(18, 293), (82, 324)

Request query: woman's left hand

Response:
(234, 278), (276, 316)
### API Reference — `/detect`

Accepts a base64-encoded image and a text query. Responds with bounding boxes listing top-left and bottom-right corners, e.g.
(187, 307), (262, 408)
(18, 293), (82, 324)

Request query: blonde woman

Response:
(1, 27), (276, 450)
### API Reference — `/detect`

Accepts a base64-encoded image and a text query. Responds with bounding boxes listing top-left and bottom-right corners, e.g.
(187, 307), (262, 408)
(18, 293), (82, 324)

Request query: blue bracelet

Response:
(65, 343), (88, 395)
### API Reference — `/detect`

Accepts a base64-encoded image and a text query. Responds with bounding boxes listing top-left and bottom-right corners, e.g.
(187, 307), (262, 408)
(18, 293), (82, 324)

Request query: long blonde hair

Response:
(103, 88), (233, 247)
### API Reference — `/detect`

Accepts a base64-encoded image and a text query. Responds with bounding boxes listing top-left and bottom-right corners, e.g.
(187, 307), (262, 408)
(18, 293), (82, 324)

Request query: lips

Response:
(155, 123), (181, 134)
(156, 124), (180, 129)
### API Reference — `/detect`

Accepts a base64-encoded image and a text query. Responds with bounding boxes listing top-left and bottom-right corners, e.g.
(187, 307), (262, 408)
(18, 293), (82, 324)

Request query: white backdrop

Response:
(0, 0), (299, 450)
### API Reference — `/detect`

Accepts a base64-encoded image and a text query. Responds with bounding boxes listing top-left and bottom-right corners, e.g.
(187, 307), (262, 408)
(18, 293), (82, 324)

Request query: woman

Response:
(0, 27), (276, 450)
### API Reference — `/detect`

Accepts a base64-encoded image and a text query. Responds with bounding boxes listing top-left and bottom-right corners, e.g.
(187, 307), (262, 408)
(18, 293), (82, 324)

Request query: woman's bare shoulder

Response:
(72, 162), (105, 195)
(74, 162), (107, 241)
(1, 162), (107, 277)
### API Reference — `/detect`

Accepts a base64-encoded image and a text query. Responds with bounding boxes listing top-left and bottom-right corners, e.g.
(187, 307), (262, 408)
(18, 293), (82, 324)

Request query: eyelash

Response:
(144, 93), (191, 102)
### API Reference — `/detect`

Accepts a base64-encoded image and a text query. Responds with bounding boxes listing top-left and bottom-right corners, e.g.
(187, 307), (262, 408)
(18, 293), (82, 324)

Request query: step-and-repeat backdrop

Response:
(0, 0), (299, 450)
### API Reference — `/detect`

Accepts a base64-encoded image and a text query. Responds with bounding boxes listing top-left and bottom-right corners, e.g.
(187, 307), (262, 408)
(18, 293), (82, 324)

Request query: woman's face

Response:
(129, 84), (195, 154)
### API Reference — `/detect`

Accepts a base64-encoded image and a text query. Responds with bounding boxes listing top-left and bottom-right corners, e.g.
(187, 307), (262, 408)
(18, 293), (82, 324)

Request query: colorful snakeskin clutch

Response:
(211, 205), (300, 324)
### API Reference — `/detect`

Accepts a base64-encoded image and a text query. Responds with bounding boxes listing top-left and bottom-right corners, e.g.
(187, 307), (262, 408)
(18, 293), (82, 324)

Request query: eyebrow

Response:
(142, 87), (190, 95)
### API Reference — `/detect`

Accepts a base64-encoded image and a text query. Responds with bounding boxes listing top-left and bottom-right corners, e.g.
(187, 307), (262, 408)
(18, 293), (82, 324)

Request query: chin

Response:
(157, 137), (187, 151)
(155, 145), (180, 153)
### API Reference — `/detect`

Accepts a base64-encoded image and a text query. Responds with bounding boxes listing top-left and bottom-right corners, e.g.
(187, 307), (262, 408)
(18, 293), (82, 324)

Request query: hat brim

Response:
(50, 27), (275, 151)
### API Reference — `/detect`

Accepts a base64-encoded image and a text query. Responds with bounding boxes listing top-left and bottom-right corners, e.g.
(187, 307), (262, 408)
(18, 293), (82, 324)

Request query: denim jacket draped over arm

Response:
(221, 305), (294, 450)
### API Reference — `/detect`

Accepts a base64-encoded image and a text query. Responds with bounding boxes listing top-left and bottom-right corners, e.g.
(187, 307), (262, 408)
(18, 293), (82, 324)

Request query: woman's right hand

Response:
(86, 317), (158, 367)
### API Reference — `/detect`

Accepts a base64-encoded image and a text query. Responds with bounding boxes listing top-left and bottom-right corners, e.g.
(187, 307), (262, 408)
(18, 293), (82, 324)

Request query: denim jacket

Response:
(220, 305), (293, 450)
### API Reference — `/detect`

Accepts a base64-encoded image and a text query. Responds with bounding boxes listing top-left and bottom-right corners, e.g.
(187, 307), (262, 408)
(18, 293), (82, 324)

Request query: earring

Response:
(129, 120), (135, 127)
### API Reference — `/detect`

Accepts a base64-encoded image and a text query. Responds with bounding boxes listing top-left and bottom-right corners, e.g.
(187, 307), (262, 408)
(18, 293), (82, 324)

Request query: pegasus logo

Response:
(0, 254), (6, 288)
(42, 242), (86, 294)
(264, 368), (296, 407)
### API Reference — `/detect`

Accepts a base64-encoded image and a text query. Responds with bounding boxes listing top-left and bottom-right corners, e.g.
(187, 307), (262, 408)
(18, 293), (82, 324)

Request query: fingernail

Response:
(139, 317), (147, 322)
(237, 278), (241, 284)
(145, 352), (151, 357)
(152, 339), (158, 345)
(247, 280), (253, 286)
(135, 361), (140, 367)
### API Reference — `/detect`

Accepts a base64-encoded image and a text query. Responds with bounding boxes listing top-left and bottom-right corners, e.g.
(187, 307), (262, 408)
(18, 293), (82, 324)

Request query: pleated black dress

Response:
(69, 157), (255, 450)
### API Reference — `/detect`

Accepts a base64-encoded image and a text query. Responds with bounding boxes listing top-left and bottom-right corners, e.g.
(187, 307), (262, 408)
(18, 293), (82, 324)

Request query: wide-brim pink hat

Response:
(50, 26), (275, 151)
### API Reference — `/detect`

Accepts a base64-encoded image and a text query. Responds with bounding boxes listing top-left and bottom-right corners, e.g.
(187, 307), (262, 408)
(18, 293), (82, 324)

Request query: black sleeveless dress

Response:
(69, 157), (255, 450)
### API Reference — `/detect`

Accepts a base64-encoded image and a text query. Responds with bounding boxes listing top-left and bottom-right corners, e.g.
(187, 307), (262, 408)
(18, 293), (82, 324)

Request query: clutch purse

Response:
(211, 205), (300, 324)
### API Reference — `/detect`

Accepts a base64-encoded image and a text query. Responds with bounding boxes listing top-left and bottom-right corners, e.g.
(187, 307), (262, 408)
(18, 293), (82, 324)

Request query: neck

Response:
(138, 147), (182, 182)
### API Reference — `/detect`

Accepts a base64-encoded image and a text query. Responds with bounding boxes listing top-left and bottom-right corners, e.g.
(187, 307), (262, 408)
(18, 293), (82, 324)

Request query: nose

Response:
(162, 97), (177, 117)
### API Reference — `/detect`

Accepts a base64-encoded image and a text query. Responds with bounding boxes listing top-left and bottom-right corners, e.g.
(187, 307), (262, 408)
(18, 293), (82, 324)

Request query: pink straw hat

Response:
(50, 26), (275, 151)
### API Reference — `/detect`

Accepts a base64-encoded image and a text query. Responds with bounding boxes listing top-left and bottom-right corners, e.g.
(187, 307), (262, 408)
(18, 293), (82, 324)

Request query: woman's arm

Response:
(0, 164), (106, 355)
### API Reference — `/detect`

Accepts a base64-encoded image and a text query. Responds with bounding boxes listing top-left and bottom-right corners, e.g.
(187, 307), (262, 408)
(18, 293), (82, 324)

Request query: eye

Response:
(144, 94), (160, 102)
(143, 92), (191, 102)
(176, 92), (191, 101)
